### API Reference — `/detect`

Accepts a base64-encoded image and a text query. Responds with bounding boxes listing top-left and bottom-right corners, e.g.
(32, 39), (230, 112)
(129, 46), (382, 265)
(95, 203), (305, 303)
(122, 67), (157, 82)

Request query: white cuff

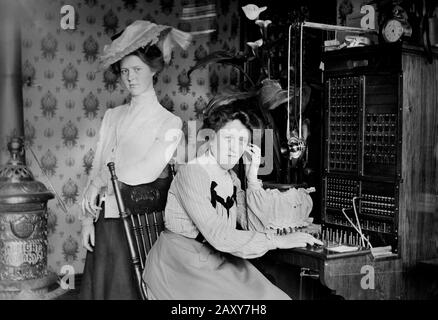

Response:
(265, 231), (280, 250)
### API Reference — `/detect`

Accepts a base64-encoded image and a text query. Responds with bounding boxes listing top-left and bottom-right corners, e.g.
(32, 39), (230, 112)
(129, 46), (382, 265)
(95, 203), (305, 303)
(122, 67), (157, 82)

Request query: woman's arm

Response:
(238, 144), (313, 231)
(245, 187), (313, 230)
(79, 109), (113, 222)
(85, 109), (112, 191)
(234, 170), (313, 231)
(231, 170), (266, 232)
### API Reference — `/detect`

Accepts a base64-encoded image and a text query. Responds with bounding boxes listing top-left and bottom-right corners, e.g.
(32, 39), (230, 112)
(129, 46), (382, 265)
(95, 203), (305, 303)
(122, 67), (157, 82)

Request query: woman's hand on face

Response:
(275, 232), (323, 249)
(81, 183), (102, 219)
(82, 224), (95, 252)
(244, 143), (261, 181)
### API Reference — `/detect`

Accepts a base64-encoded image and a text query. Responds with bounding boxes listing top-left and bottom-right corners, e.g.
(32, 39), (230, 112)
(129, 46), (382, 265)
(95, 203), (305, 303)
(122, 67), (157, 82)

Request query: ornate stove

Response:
(0, 137), (61, 299)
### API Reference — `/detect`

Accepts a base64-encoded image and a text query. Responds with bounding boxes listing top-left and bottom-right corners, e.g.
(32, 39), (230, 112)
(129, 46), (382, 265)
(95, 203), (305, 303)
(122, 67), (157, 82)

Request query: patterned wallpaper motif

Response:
(21, 0), (240, 274)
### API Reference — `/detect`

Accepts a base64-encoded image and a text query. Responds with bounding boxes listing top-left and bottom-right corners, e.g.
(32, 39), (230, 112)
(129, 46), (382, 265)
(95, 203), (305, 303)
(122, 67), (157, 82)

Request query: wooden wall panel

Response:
(400, 48), (438, 270)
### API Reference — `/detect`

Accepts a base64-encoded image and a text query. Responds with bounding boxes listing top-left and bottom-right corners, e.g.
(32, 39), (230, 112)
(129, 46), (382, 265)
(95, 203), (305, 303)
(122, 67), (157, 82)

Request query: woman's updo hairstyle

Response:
(110, 44), (165, 76)
(201, 99), (263, 135)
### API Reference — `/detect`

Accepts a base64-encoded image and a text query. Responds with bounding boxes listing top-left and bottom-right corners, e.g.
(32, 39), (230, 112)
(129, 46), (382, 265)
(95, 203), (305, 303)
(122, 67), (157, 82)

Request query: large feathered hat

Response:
(98, 20), (192, 70)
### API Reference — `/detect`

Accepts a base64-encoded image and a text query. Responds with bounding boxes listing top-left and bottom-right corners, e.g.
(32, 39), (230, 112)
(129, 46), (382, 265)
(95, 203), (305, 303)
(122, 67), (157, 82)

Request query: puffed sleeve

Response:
(245, 183), (314, 231)
(174, 164), (277, 259)
(157, 116), (183, 163)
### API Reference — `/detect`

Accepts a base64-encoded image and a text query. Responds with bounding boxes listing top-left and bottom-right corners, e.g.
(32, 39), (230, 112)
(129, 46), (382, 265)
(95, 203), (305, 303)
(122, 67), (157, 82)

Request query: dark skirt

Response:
(79, 169), (173, 300)
(79, 213), (140, 300)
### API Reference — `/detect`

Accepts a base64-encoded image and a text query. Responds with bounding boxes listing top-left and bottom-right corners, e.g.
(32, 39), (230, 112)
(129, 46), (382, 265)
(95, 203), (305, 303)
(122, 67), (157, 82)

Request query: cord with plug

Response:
(341, 196), (373, 249)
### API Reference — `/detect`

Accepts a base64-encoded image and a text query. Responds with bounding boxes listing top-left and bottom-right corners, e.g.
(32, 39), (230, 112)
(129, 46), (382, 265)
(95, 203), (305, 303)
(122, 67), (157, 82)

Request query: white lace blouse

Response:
(80, 89), (182, 223)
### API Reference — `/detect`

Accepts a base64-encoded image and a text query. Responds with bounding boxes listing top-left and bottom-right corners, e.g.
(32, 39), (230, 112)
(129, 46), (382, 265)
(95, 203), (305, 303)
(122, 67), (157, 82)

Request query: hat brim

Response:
(98, 24), (171, 71)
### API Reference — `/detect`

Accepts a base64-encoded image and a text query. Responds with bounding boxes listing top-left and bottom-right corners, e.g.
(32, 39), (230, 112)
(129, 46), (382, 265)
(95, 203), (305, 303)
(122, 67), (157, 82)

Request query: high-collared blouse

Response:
(80, 89), (182, 222)
(164, 152), (314, 259)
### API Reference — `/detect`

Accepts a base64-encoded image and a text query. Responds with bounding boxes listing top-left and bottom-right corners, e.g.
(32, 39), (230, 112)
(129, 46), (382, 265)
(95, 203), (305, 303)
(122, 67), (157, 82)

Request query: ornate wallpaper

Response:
(20, 0), (240, 274)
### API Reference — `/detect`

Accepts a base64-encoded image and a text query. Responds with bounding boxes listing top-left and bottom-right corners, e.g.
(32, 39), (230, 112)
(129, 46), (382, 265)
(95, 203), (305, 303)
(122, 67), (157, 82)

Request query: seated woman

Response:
(143, 100), (322, 300)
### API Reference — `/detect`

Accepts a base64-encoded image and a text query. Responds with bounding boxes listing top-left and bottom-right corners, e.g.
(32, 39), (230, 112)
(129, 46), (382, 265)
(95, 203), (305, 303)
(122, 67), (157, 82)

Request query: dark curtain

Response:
(0, 0), (24, 164)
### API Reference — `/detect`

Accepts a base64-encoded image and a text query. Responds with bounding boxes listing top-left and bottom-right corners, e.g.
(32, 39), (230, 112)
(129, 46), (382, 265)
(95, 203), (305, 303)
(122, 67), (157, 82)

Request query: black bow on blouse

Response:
(210, 181), (237, 218)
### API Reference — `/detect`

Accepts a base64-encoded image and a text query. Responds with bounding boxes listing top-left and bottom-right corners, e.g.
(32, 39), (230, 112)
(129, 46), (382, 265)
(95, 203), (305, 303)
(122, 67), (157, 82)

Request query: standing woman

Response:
(78, 20), (191, 300)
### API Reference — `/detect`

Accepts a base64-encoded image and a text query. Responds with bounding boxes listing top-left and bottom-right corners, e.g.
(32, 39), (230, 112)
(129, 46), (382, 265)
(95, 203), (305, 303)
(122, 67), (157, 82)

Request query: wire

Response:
(299, 23), (303, 139)
(352, 197), (365, 247)
(341, 207), (373, 248)
(287, 24), (292, 142)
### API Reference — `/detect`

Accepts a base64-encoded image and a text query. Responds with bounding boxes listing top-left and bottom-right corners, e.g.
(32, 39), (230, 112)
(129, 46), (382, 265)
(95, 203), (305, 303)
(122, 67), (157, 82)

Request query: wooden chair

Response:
(107, 162), (173, 300)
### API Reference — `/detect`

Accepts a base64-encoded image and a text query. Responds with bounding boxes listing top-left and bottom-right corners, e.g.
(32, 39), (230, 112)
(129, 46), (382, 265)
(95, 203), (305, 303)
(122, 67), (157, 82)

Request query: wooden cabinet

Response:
(319, 43), (438, 298)
(261, 43), (438, 300)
